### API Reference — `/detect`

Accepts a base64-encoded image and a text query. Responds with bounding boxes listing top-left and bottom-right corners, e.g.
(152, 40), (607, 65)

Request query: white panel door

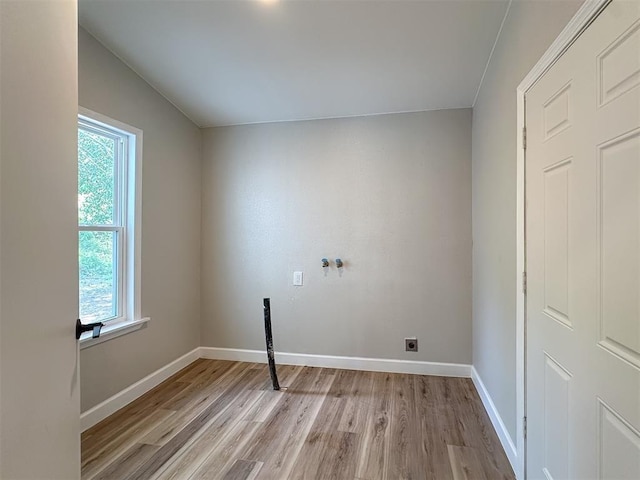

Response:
(526, 1), (640, 479)
(0, 1), (81, 478)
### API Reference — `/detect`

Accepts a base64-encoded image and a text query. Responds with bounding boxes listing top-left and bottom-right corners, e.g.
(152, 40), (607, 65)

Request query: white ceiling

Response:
(79, 0), (509, 127)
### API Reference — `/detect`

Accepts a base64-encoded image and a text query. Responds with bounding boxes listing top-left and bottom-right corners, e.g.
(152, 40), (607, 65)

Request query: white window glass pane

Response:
(79, 231), (117, 322)
(78, 128), (116, 226)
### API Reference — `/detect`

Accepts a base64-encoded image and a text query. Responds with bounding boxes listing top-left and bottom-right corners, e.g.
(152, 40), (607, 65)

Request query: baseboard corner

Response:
(81, 345), (474, 433)
(80, 347), (201, 432)
(200, 346), (471, 378)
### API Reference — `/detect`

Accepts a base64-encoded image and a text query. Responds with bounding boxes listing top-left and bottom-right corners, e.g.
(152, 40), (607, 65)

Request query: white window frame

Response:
(78, 107), (148, 348)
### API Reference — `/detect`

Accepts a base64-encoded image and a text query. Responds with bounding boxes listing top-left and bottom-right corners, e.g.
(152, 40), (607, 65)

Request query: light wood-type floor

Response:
(82, 359), (515, 480)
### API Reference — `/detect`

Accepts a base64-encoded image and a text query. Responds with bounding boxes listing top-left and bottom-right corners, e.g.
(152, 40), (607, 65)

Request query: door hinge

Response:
(522, 126), (527, 150)
(522, 271), (527, 295)
(523, 416), (527, 439)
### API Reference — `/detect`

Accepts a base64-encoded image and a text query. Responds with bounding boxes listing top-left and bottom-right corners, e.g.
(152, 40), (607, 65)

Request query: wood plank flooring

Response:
(82, 360), (515, 480)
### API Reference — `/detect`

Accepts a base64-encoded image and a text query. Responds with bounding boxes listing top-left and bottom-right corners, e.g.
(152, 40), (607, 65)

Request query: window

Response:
(78, 109), (142, 329)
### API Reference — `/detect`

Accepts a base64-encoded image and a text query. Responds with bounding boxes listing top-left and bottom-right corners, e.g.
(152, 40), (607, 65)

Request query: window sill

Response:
(79, 317), (150, 350)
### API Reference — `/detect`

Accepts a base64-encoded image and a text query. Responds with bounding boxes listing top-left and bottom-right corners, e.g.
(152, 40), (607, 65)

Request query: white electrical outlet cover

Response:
(293, 271), (303, 286)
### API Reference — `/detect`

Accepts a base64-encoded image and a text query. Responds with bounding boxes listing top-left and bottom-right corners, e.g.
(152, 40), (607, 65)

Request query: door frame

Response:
(515, 1), (610, 478)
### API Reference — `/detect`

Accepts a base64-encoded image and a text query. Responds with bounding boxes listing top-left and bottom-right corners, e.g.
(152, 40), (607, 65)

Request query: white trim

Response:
(127, 119), (143, 323)
(81, 346), (470, 432)
(79, 317), (150, 350)
(471, 367), (518, 473)
(515, 85), (527, 480)
(199, 347), (472, 377)
(78, 106), (143, 154)
(515, 1), (610, 479)
(198, 347), (266, 364)
(80, 343), (527, 475)
(78, 106), (143, 326)
(80, 347), (200, 431)
(518, 0), (611, 93)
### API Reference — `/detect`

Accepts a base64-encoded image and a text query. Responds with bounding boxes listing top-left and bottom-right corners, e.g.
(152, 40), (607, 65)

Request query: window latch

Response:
(75, 319), (104, 340)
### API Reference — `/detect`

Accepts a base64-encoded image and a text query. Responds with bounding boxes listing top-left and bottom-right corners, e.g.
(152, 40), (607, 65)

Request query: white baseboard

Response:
(81, 345), (477, 436)
(199, 347), (266, 364)
(199, 347), (472, 377)
(80, 347), (201, 432)
(471, 366), (518, 475)
(78, 352), (521, 477)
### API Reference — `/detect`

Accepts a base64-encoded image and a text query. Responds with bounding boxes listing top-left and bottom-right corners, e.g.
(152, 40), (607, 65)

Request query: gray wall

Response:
(201, 109), (472, 365)
(78, 28), (202, 411)
(472, 0), (583, 441)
